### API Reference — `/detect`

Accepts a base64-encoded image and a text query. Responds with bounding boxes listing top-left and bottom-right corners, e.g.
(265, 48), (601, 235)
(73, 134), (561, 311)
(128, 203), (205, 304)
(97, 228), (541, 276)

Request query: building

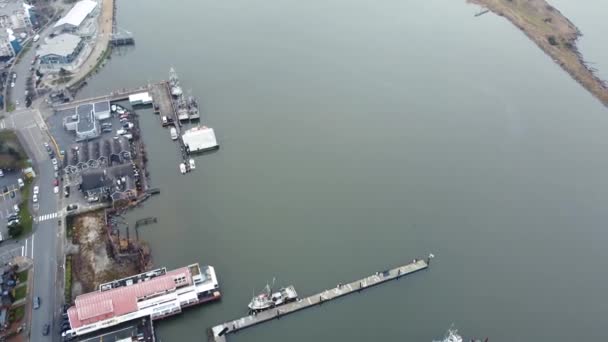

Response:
(63, 100), (110, 141)
(0, 30), (14, 61)
(63, 263), (220, 338)
(80, 170), (112, 198)
(53, 0), (97, 33)
(0, 0), (34, 32)
(128, 92), (152, 106)
(37, 33), (84, 65)
(182, 126), (219, 153)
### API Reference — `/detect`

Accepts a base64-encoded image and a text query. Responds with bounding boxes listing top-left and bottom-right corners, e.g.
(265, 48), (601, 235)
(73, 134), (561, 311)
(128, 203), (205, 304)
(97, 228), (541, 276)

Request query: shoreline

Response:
(468, 0), (608, 107)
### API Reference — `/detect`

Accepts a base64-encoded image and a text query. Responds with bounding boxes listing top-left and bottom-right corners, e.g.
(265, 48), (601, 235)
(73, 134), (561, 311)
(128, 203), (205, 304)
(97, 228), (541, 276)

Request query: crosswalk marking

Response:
(37, 212), (59, 222)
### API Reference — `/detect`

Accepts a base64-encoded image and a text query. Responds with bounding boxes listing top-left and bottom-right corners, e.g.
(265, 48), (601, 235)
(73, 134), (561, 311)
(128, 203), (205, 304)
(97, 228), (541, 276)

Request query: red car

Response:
(53, 179), (59, 186)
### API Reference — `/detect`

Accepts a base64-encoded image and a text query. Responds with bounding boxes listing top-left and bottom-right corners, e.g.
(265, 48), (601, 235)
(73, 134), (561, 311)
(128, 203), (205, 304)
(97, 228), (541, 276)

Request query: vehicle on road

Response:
(33, 34), (40, 42)
(51, 158), (57, 165)
(60, 150), (65, 156)
(33, 296), (40, 309)
(10, 82), (14, 88)
(54, 186), (59, 194)
(17, 178), (24, 188)
(33, 194), (38, 203)
(66, 204), (78, 211)
(12, 73), (16, 79)
(42, 323), (50, 336)
(33, 186), (39, 195)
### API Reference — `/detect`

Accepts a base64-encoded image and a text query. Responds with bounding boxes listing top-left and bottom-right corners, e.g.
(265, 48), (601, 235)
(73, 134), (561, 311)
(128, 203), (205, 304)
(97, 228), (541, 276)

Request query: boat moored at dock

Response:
(248, 284), (298, 313)
(170, 127), (178, 140)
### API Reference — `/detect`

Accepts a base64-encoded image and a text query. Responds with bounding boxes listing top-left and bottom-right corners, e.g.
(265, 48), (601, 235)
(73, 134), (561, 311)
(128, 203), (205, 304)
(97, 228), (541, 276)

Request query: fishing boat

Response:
(179, 163), (186, 174)
(248, 282), (298, 313)
(189, 158), (196, 170)
(170, 127), (178, 140)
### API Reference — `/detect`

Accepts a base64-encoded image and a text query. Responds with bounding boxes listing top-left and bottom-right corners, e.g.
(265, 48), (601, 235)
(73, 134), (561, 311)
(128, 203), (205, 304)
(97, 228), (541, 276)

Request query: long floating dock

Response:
(208, 256), (433, 342)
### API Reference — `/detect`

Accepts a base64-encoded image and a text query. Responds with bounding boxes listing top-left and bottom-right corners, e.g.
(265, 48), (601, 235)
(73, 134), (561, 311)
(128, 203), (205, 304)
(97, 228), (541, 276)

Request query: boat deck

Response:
(208, 257), (431, 342)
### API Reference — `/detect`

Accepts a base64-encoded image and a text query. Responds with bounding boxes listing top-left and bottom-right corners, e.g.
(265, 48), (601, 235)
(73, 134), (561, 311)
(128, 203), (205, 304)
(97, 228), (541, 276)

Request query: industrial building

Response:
(63, 100), (110, 141)
(53, 0), (98, 33)
(37, 33), (84, 66)
(63, 263), (220, 339)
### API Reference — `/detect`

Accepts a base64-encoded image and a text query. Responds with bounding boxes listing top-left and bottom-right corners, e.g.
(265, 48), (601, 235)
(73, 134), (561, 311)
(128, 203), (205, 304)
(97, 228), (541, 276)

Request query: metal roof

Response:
(182, 126), (218, 152)
(54, 0), (97, 29)
(37, 33), (82, 58)
(67, 267), (193, 329)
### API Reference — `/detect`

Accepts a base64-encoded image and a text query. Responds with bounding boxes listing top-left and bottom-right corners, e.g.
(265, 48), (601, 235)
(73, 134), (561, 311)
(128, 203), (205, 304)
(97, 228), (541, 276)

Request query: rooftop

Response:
(76, 103), (96, 133)
(67, 267), (193, 329)
(182, 126), (218, 153)
(93, 100), (109, 113)
(37, 33), (82, 58)
(54, 0), (97, 29)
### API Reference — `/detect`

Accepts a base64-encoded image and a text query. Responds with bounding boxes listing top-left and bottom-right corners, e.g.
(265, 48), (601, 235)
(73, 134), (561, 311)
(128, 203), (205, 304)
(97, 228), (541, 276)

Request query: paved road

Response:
(7, 106), (62, 342)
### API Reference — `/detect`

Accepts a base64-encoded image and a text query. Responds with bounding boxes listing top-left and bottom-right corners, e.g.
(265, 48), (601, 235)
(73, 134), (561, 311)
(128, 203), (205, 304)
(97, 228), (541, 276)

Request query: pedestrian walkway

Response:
(36, 212), (59, 222)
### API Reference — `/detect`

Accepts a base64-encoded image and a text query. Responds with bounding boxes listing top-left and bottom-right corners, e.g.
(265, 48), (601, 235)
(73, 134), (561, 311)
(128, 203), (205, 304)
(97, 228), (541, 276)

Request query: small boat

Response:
(433, 327), (463, 342)
(116, 107), (126, 115)
(111, 104), (117, 112)
(189, 158), (195, 170)
(248, 283), (298, 313)
(170, 127), (178, 140)
(179, 163), (186, 174)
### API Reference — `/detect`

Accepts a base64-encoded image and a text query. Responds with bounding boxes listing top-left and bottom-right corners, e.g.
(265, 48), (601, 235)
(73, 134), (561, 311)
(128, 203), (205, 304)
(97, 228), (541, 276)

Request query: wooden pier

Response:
(208, 256), (433, 342)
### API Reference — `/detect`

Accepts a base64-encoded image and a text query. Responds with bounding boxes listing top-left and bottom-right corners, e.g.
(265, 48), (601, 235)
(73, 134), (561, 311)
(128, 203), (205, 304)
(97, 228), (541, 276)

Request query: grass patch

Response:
(5, 102), (14, 112)
(8, 305), (25, 323)
(17, 270), (28, 283)
(12, 179), (33, 238)
(64, 255), (72, 303)
(0, 130), (28, 169)
(12, 285), (27, 301)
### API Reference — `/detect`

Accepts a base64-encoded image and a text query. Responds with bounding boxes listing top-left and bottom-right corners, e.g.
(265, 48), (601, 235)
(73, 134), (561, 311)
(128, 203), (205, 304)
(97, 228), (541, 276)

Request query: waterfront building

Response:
(53, 0), (98, 33)
(37, 33), (84, 65)
(0, 0), (34, 33)
(63, 263), (220, 338)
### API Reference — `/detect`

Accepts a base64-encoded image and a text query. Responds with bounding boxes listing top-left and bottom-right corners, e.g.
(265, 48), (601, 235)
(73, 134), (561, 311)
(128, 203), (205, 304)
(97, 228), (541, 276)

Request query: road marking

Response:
(21, 245), (24, 257)
(37, 212), (58, 222)
(31, 234), (34, 259)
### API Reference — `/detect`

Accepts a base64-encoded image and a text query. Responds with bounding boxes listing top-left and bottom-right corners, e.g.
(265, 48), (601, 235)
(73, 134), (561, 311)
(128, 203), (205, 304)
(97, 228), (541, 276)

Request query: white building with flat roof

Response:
(53, 0), (97, 32)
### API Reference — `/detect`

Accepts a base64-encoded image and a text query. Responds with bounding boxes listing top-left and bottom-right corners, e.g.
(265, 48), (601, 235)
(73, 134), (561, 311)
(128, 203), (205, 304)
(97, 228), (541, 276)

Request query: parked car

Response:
(2, 186), (7, 193)
(66, 204), (78, 211)
(51, 158), (57, 165)
(10, 82), (14, 88)
(33, 194), (38, 203)
(33, 296), (40, 309)
(0, 169), (3, 177)
(53, 186), (59, 194)
(116, 129), (127, 135)
(102, 128), (113, 133)
(42, 323), (50, 336)
(8, 220), (20, 227)
(101, 123), (112, 128)
(64, 186), (70, 197)
(7, 213), (18, 221)
(10, 191), (15, 198)
(13, 204), (19, 213)
(53, 179), (59, 186)
(54, 164), (59, 171)
(33, 186), (39, 195)
(17, 178), (24, 188)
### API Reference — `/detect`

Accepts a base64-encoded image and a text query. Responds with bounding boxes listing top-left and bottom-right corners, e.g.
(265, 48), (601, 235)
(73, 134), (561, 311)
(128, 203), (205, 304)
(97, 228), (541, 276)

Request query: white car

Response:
(32, 194), (38, 203)
(33, 185), (39, 195)
(53, 164), (59, 171)
(10, 82), (14, 88)
(53, 186), (59, 194)
(51, 158), (57, 165)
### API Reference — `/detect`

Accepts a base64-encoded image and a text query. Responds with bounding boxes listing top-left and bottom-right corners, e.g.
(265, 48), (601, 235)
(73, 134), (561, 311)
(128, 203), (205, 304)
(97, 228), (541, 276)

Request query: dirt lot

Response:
(69, 211), (139, 298)
(468, 0), (608, 107)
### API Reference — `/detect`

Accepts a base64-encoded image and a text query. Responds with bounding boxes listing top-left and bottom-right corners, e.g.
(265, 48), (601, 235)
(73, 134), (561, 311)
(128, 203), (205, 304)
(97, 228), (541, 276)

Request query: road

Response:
(8, 106), (63, 342)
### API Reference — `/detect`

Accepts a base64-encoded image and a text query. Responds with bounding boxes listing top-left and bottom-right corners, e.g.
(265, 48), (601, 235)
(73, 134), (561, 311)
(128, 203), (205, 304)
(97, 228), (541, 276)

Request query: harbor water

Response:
(77, 0), (608, 340)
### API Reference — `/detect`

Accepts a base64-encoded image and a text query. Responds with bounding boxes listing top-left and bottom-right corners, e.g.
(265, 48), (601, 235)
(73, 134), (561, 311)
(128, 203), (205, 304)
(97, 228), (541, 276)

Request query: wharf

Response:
(52, 85), (150, 111)
(208, 256), (432, 342)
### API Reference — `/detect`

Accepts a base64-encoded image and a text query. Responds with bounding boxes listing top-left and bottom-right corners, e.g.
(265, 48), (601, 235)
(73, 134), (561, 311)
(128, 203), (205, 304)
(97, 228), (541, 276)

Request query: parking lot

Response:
(46, 100), (141, 208)
(0, 171), (24, 241)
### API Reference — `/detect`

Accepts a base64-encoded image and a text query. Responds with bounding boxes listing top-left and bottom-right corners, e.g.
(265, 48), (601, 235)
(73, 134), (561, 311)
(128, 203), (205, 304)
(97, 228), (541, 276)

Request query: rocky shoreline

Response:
(468, 0), (608, 107)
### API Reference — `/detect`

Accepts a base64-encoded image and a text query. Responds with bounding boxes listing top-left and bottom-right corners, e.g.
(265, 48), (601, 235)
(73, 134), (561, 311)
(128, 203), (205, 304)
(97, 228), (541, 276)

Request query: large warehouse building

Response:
(53, 0), (97, 32)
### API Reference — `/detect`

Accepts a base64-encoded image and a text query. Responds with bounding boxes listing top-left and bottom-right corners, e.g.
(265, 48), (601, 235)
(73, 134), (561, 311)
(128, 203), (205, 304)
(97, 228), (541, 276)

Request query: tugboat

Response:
(248, 282), (298, 313)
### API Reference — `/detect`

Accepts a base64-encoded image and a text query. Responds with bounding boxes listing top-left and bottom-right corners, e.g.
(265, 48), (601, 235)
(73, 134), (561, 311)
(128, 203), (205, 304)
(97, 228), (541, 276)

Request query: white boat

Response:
(433, 326), (486, 342)
(170, 127), (178, 140)
(116, 107), (126, 115)
(111, 104), (117, 112)
(189, 158), (195, 170)
(179, 163), (186, 174)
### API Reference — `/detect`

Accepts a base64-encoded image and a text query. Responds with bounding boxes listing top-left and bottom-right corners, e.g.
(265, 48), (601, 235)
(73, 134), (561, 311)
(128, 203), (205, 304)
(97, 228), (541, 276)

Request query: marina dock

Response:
(208, 256), (432, 342)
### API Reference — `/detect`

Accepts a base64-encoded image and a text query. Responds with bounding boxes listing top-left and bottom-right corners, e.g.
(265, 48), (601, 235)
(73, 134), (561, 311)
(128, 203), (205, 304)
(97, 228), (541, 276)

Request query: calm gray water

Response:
(77, 0), (608, 340)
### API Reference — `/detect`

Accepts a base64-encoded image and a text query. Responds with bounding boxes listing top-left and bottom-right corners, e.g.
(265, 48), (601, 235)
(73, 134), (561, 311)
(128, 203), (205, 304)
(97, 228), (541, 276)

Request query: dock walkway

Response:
(208, 257), (432, 342)
(53, 85), (151, 110)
